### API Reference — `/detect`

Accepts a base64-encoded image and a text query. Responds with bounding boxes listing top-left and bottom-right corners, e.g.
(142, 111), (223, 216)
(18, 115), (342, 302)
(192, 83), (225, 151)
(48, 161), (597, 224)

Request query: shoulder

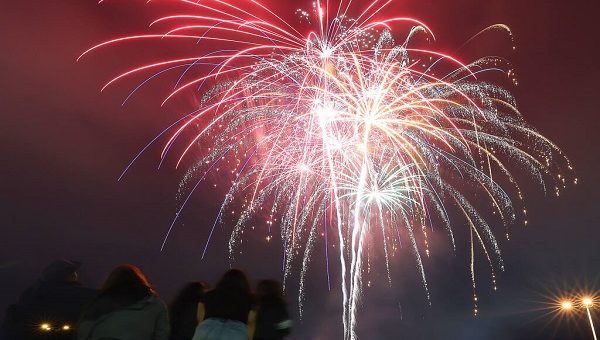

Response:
(68, 285), (98, 299)
(145, 295), (168, 311)
(119, 295), (166, 313)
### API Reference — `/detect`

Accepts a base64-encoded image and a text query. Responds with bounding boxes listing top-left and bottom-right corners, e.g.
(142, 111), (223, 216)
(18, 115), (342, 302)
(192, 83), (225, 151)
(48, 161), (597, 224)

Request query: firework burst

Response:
(81, 1), (573, 338)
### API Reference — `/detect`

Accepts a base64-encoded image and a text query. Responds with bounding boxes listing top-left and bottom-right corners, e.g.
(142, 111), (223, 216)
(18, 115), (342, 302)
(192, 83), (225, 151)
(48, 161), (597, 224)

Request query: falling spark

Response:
(81, 1), (573, 339)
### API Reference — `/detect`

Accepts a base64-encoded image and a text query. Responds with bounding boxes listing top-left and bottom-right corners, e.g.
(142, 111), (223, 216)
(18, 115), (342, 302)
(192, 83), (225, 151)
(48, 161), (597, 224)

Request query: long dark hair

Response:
(215, 269), (250, 296)
(256, 279), (285, 305)
(169, 282), (207, 336)
(170, 282), (206, 314)
(81, 264), (155, 320)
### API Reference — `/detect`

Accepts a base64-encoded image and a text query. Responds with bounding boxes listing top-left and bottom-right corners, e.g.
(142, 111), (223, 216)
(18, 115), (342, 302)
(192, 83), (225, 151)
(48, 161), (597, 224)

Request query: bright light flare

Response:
(560, 300), (574, 311)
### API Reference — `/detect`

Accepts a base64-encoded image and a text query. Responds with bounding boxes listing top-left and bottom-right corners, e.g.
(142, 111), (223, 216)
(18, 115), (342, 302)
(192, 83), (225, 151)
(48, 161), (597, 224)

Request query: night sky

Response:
(1, 1), (599, 339)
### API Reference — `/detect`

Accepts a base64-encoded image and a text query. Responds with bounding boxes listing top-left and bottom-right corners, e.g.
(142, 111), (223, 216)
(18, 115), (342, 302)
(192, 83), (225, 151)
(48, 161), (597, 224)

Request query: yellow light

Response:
(560, 300), (573, 310)
(582, 297), (594, 307)
(40, 323), (51, 331)
(62, 325), (71, 331)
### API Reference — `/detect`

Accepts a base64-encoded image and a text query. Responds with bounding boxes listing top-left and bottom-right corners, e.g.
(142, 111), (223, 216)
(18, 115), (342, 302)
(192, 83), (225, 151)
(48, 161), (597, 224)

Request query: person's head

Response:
(170, 282), (207, 318)
(81, 265), (154, 321)
(256, 279), (285, 303)
(100, 264), (155, 300)
(41, 260), (81, 283)
(171, 281), (206, 307)
(216, 269), (250, 295)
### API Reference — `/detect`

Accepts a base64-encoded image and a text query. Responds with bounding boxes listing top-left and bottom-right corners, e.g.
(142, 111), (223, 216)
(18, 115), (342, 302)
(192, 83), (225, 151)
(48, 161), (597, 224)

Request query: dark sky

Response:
(1, 0), (599, 339)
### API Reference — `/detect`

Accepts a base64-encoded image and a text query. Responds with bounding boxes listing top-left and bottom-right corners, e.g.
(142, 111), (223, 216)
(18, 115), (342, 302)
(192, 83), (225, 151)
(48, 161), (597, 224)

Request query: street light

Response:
(561, 300), (574, 311)
(555, 294), (598, 340)
(581, 296), (597, 340)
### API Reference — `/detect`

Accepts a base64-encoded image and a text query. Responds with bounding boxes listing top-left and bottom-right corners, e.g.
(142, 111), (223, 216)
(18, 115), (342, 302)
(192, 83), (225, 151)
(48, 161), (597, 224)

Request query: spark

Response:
(81, 1), (572, 339)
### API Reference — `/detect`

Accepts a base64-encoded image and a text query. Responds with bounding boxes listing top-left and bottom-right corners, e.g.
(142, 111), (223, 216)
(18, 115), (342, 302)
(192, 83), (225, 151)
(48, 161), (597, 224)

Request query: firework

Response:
(80, 1), (573, 338)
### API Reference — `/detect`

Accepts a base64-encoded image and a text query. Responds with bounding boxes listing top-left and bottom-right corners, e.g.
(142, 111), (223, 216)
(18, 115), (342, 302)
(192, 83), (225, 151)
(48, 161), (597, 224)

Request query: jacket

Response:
(77, 295), (169, 340)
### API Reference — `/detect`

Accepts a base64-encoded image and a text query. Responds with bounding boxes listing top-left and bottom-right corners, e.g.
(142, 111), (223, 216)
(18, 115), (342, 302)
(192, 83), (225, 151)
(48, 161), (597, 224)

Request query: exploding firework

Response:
(80, 1), (573, 338)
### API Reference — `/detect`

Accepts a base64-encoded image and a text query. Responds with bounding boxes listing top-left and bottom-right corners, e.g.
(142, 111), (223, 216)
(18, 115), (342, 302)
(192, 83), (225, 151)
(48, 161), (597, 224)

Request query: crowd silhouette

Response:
(1, 260), (292, 340)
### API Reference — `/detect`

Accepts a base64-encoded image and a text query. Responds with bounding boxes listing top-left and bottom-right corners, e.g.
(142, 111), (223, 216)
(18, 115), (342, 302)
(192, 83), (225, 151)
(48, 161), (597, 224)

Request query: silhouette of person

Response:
(77, 264), (169, 340)
(253, 280), (291, 340)
(169, 282), (208, 340)
(192, 269), (256, 340)
(1, 260), (97, 340)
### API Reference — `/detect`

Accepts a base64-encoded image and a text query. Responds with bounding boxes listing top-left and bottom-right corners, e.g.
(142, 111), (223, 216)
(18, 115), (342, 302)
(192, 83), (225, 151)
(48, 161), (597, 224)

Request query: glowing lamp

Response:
(560, 300), (573, 310)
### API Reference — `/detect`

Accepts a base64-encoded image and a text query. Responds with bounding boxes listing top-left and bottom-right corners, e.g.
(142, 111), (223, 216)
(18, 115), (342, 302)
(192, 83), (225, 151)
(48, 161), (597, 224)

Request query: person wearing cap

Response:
(1, 260), (97, 340)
